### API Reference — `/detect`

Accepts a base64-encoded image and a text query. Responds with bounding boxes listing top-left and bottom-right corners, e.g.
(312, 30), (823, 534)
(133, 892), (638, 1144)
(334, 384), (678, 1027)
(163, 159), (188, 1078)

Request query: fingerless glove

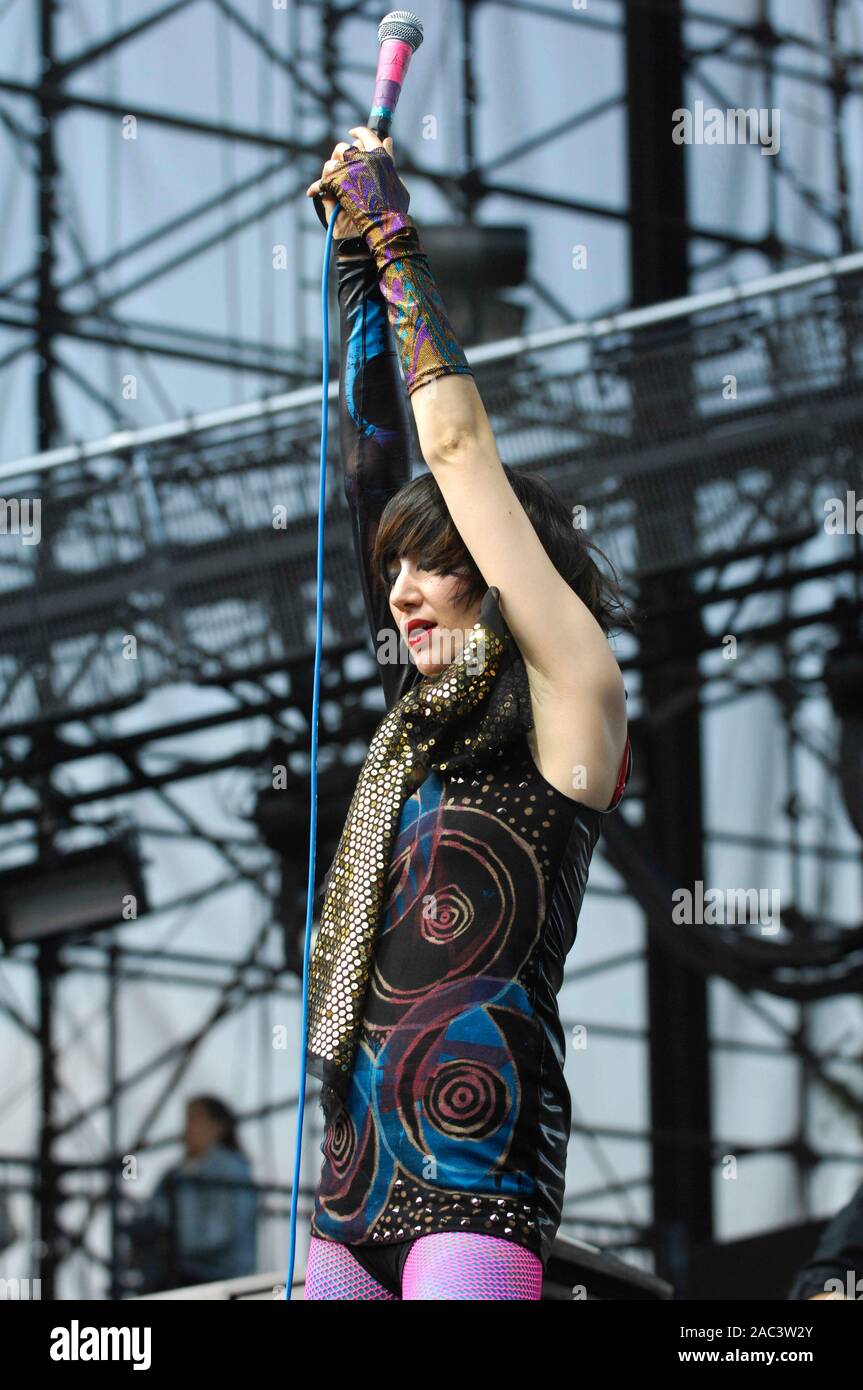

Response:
(320, 146), (474, 398)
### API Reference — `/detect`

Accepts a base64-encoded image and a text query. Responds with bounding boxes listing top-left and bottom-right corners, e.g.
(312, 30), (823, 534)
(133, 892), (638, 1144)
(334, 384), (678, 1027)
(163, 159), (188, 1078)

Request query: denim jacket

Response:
(128, 1143), (257, 1288)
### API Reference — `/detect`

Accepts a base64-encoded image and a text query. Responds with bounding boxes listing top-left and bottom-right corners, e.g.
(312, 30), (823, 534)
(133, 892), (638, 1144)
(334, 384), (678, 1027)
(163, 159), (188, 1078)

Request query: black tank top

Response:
(310, 725), (630, 1266)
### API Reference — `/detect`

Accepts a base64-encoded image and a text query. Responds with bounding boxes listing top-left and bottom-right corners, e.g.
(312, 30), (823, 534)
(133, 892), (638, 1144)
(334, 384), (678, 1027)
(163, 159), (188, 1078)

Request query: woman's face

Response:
(387, 555), (483, 677)
(183, 1102), (224, 1158)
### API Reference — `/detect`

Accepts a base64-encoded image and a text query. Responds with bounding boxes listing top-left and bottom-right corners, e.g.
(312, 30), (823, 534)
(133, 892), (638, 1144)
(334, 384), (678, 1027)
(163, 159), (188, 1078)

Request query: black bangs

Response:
(377, 531), (454, 587)
(375, 491), (468, 587)
(371, 472), (490, 614)
(369, 463), (635, 635)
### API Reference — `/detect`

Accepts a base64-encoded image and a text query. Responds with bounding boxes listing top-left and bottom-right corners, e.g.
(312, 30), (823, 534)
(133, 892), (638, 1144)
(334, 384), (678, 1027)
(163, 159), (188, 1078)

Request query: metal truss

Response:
(0, 0), (858, 445)
(0, 0), (861, 1299)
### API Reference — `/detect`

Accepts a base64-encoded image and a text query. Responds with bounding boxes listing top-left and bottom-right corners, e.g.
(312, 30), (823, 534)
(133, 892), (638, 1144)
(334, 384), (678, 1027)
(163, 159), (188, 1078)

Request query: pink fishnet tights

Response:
(304, 1232), (543, 1300)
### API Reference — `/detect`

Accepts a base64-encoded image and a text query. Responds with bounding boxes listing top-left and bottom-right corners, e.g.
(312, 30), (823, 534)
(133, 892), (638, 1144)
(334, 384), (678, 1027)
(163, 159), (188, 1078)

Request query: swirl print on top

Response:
(311, 736), (607, 1264)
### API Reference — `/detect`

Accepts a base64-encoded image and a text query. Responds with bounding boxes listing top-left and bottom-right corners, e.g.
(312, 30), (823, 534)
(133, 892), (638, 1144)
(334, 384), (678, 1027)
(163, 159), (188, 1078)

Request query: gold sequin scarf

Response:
(305, 586), (534, 1122)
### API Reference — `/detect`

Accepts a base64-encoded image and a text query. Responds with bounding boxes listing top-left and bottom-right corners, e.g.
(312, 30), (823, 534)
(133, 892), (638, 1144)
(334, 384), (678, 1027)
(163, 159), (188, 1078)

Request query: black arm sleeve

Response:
(335, 237), (418, 712)
(786, 1181), (863, 1299)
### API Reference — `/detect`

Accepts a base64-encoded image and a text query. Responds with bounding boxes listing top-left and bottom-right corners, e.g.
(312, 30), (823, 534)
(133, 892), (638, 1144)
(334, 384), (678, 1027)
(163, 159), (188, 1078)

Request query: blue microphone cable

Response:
(284, 209), (337, 1300)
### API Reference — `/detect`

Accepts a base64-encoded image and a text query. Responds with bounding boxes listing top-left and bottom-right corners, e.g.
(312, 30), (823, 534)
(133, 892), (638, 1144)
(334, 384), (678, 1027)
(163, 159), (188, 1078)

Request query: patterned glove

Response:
(319, 146), (474, 398)
(318, 146), (413, 263)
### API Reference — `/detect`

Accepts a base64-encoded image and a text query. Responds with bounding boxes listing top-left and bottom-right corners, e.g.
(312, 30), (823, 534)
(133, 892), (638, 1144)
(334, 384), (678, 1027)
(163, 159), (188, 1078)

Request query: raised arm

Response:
(334, 233), (416, 711)
(316, 129), (628, 810)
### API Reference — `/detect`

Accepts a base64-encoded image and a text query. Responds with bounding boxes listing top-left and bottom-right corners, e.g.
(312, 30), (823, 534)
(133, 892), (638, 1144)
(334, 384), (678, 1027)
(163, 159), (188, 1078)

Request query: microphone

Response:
(312, 10), (423, 230)
(368, 10), (424, 139)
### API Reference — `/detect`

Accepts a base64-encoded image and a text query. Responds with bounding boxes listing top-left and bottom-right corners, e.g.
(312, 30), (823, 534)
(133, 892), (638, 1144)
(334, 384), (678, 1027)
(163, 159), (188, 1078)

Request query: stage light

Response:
(0, 834), (148, 949)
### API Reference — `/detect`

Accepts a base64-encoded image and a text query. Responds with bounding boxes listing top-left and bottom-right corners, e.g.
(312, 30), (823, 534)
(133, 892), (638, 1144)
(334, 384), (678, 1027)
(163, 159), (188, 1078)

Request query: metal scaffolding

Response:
(0, 0), (861, 1300)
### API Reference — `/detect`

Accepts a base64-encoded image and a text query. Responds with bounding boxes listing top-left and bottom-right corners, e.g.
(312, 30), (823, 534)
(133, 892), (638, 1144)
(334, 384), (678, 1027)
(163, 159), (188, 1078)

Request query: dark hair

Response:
(188, 1095), (244, 1154)
(372, 463), (635, 637)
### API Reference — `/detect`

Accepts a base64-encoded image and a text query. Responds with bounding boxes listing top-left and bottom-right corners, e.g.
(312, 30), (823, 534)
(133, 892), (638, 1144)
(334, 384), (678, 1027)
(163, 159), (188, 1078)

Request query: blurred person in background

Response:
(787, 1177), (863, 1301)
(125, 1094), (257, 1294)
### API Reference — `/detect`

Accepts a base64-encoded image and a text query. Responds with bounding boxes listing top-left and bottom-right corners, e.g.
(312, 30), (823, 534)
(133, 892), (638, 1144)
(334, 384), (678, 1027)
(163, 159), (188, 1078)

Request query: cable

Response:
(284, 210), (337, 1301)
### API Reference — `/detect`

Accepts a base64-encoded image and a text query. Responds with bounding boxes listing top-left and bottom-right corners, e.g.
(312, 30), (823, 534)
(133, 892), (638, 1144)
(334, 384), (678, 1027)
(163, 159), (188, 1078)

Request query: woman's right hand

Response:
(306, 135), (395, 240)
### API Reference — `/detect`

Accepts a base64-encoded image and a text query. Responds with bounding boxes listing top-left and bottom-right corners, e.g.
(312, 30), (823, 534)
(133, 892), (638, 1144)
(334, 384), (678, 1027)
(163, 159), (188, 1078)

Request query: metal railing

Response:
(1, 249), (861, 729)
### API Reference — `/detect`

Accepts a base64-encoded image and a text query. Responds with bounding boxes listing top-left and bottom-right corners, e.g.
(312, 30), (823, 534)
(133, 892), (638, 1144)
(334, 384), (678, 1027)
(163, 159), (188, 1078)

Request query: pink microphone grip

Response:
(369, 38), (414, 131)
